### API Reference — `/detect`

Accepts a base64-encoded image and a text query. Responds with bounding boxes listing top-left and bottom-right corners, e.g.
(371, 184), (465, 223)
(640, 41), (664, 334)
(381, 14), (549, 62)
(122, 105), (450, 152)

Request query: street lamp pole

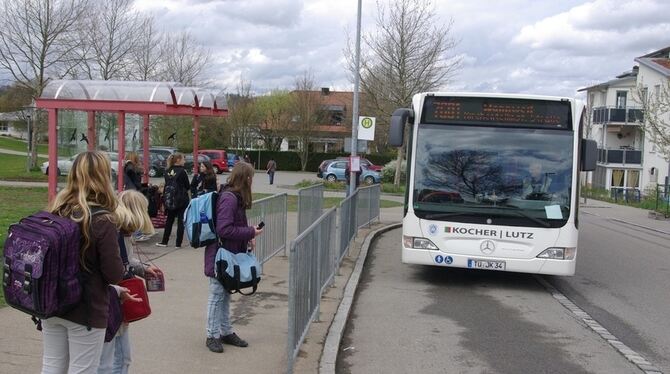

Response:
(349, 0), (362, 197)
(25, 113), (31, 172)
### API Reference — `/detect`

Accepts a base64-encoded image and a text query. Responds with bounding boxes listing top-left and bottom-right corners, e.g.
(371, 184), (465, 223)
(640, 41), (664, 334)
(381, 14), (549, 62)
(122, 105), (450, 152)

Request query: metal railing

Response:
(592, 106), (644, 124)
(654, 184), (670, 217)
(597, 148), (642, 165)
(248, 193), (288, 265)
(610, 187), (641, 203)
(297, 183), (324, 234)
(356, 184), (381, 229)
(287, 207), (338, 374)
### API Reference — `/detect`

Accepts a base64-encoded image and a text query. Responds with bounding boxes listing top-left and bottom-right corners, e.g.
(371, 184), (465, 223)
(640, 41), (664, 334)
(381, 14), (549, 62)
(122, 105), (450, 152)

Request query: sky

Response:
(132, 0), (670, 98)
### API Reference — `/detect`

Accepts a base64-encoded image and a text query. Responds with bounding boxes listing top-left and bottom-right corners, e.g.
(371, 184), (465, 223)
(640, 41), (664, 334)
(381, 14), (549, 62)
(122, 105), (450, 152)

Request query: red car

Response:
(199, 149), (229, 173)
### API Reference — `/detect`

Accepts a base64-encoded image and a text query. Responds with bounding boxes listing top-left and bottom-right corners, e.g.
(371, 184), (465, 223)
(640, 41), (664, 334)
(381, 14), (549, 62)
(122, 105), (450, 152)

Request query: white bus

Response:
(389, 92), (597, 276)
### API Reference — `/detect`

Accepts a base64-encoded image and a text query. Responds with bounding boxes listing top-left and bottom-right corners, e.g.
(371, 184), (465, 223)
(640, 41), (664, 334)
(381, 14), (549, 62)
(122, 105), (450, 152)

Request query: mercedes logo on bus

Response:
(480, 240), (496, 255)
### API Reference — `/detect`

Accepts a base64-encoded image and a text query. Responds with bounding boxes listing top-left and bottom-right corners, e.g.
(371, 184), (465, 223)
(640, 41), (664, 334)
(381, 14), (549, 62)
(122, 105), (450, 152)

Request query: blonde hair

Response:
(49, 151), (118, 269)
(125, 152), (140, 169)
(116, 190), (155, 235)
(166, 153), (183, 168)
(226, 161), (254, 209)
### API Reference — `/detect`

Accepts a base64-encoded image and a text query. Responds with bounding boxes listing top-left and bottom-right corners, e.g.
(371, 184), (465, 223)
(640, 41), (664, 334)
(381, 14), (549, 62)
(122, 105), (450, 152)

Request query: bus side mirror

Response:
(389, 108), (413, 147)
(580, 139), (597, 171)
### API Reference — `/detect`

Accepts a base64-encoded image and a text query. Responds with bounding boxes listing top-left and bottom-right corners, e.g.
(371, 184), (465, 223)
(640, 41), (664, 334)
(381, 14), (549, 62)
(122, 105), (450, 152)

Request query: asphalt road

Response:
(548, 212), (670, 373)
(338, 228), (645, 374)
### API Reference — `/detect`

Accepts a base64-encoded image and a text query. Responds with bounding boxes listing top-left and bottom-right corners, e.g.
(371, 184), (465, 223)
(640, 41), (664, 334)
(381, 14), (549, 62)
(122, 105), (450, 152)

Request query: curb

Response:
(319, 222), (402, 374)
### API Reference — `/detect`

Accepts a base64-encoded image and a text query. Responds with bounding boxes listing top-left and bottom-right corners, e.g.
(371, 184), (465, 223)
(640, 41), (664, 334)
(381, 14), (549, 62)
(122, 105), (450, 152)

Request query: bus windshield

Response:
(413, 124), (574, 228)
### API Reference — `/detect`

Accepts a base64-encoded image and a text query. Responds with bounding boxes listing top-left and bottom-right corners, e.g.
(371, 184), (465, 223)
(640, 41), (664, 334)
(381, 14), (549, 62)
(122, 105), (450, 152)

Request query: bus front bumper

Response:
(401, 248), (576, 276)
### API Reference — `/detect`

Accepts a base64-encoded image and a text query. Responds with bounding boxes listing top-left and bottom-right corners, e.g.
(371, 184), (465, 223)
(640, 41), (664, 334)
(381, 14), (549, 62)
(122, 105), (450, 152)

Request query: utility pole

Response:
(349, 0), (362, 197)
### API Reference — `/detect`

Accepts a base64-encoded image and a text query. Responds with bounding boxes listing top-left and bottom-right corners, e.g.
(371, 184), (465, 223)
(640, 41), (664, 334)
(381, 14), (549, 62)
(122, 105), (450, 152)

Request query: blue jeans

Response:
(206, 277), (232, 338)
(97, 325), (130, 374)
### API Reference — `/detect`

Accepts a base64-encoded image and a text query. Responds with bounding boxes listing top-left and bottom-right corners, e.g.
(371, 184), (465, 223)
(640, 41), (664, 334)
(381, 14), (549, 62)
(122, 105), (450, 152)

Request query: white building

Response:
(0, 111), (28, 139)
(580, 46), (670, 197)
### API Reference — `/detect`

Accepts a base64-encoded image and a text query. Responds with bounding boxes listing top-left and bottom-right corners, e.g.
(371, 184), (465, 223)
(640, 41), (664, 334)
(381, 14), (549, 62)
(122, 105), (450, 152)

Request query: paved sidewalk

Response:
(580, 198), (670, 233)
(0, 185), (403, 374)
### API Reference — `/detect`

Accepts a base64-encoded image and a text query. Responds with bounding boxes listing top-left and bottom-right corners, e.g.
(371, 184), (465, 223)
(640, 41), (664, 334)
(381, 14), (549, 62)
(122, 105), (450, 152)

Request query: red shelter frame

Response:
(35, 80), (227, 200)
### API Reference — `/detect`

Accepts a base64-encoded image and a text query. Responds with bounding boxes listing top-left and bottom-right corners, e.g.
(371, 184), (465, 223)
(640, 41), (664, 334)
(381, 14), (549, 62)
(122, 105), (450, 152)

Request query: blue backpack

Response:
(184, 192), (218, 248)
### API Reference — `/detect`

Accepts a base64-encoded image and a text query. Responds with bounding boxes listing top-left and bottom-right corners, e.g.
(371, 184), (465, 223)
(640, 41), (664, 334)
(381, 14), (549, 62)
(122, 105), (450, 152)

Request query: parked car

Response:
(199, 149), (229, 173)
(321, 160), (381, 185)
(317, 159), (334, 178)
(184, 153), (210, 174)
(41, 152), (119, 177)
(138, 152), (166, 177)
(227, 152), (239, 169)
(336, 156), (383, 172)
(139, 146), (178, 161)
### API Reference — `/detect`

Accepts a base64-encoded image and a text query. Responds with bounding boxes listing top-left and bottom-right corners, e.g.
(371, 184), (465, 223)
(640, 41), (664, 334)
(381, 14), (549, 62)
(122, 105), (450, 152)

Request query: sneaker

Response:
(221, 333), (248, 347)
(155, 242), (167, 247)
(206, 337), (224, 353)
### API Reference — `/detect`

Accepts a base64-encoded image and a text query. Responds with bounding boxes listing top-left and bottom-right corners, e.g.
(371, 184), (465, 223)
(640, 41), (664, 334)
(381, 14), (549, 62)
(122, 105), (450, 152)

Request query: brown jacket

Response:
(60, 214), (124, 328)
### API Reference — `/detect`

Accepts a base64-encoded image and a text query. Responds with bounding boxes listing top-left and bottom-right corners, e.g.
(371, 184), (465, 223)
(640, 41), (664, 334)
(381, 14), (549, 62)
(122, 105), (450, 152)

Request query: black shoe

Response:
(221, 333), (248, 347)
(206, 337), (224, 353)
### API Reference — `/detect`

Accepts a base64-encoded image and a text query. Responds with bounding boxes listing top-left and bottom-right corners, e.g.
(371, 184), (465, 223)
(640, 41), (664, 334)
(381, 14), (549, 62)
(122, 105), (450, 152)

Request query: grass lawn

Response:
(0, 136), (73, 155)
(0, 153), (48, 181)
(0, 187), (49, 307)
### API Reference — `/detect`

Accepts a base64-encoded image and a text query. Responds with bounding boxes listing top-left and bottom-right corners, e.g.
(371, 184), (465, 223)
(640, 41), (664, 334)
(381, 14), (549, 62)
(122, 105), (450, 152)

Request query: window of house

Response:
(615, 91), (627, 108)
(0, 122), (8, 132)
(654, 84), (661, 99)
(288, 140), (298, 150)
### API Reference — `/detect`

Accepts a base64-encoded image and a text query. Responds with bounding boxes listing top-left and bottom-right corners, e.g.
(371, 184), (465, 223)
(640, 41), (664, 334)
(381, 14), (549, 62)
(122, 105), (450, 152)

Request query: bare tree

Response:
(345, 0), (461, 186)
(0, 0), (89, 167)
(255, 90), (293, 151)
(161, 31), (211, 86)
(130, 16), (165, 81)
(77, 0), (143, 80)
(633, 82), (670, 159)
(291, 71), (325, 170)
(225, 78), (258, 149)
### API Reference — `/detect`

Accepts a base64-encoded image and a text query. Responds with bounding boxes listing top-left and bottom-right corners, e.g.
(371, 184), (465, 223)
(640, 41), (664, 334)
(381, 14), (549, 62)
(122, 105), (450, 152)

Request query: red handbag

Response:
(119, 276), (151, 323)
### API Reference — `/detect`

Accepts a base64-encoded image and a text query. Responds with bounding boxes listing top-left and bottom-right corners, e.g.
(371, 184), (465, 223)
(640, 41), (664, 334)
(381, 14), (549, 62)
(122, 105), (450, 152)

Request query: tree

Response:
(130, 16), (165, 81)
(161, 31), (211, 86)
(291, 71), (325, 171)
(345, 0), (461, 186)
(255, 91), (293, 151)
(0, 0), (89, 167)
(78, 0), (143, 80)
(634, 82), (670, 159)
(225, 78), (258, 149)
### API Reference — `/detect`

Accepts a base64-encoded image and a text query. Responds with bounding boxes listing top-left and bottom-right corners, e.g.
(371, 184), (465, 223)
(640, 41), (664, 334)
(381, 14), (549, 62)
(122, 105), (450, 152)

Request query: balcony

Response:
(597, 148), (642, 165)
(592, 106), (643, 125)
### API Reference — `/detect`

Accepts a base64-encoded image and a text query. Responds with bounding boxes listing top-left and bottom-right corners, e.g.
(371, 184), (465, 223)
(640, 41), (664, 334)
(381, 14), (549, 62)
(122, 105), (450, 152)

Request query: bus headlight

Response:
(537, 247), (576, 260)
(403, 236), (438, 250)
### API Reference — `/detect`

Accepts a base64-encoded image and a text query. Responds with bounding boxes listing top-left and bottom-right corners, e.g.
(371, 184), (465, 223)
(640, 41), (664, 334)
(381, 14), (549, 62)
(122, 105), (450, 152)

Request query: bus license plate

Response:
(468, 259), (506, 271)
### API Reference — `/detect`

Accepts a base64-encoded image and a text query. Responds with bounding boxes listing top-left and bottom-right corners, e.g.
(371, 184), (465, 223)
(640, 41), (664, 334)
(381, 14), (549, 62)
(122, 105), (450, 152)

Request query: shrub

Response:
(381, 159), (406, 184)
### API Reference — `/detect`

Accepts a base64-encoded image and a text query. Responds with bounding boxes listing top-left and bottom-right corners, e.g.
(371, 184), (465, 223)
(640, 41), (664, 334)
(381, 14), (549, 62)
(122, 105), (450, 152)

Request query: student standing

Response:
(123, 152), (142, 191)
(266, 158), (277, 185)
(203, 162), (263, 353)
(98, 190), (157, 374)
(156, 153), (190, 248)
(190, 161), (218, 197)
(42, 151), (125, 374)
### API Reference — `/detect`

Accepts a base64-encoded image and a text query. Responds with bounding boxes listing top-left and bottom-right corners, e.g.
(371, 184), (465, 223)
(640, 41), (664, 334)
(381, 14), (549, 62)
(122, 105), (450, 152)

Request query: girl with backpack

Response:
(203, 162), (263, 353)
(190, 160), (218, 197)
(156, 153), (190, 248)
(42, 151), (125, 374)
(98, 190), (158, 374)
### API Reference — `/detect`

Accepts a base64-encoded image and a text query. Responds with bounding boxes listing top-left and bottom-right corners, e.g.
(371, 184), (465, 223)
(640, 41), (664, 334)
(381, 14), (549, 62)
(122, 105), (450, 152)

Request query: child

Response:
(98, 190), (157, 374)
(42, 151), (125, 374)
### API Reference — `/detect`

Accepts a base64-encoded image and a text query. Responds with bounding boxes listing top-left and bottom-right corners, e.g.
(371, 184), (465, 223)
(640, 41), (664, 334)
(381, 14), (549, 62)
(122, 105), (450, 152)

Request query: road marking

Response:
(534, 276), (663, 374)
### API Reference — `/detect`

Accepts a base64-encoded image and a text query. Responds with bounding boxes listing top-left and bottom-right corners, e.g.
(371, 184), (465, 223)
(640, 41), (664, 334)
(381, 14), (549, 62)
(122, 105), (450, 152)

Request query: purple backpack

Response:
(2, 211), (83, 320)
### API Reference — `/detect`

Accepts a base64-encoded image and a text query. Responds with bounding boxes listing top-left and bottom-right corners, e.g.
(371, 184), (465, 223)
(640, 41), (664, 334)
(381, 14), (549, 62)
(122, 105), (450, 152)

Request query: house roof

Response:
(577, 72), (637, 92)
(634, 46), (670, 77)
(0, 111), (22, 121)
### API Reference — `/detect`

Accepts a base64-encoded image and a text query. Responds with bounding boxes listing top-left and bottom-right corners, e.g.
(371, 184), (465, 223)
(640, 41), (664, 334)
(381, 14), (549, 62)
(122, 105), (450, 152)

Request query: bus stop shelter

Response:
(35, 80), (228, 200)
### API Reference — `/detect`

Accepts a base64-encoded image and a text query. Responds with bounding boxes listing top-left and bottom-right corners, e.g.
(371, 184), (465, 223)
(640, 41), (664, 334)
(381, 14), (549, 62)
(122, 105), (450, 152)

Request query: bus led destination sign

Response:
(423, 96), (572, 129)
